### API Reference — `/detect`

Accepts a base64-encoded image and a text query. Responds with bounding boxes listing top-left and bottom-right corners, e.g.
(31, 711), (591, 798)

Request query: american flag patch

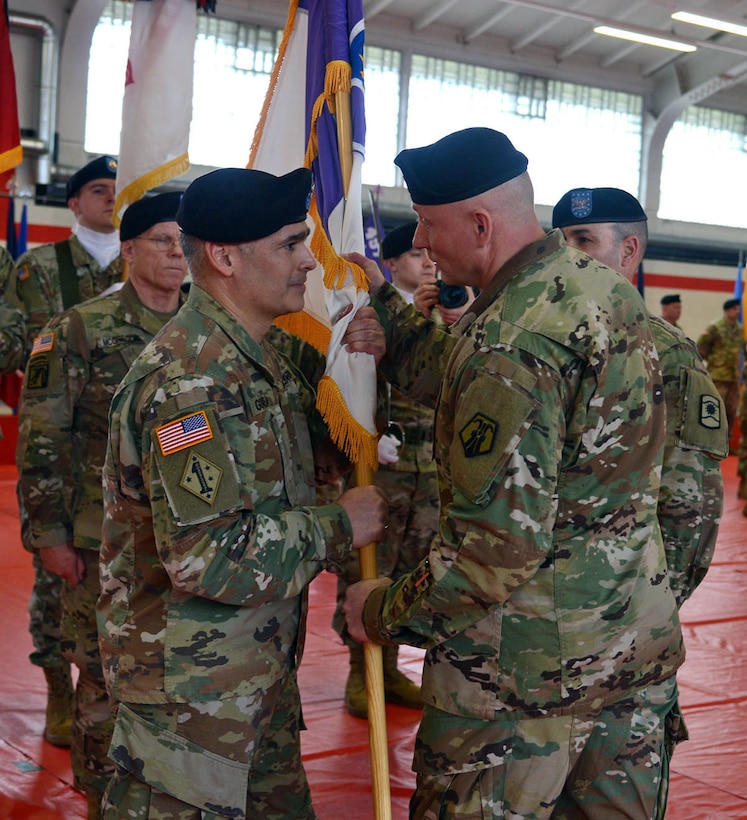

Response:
(31, 333), (55, 355)
(155, 410), (213, 456)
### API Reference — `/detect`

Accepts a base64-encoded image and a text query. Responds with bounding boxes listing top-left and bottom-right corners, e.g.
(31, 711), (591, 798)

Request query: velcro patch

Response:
(460, 413), (498, 458)
(31, 332), (55, 355)
(156, 411), (213, 456)
(26, 356), (50, 390)
(17, 263), (30, 282)
(698, 394), (721, 429)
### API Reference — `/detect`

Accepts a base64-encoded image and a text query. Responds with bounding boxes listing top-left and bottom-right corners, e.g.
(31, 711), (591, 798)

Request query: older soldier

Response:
(97, 167), (388, 819)
(697, 297), (743, 443)
(344, 128), (684, 820)
(553, 187), (728, 607)
(17, 192), (187, 818)
(6, 155), (121, 747)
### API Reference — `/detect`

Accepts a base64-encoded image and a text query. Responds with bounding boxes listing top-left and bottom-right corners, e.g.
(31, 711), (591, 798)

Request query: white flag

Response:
(114, 0), (196, 225)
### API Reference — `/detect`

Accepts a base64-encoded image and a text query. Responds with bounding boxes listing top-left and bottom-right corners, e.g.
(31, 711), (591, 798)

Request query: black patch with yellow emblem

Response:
(460, 413), (499, 458)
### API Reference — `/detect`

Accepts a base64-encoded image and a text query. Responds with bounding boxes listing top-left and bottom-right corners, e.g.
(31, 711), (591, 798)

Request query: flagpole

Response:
(355, 462), (392, 820)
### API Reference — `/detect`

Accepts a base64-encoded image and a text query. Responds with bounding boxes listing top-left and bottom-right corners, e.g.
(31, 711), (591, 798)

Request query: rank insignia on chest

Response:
(180, 451), (222, 504)
(156, 410), (213, 456)
(460, 412), (498, 458)
(699, 394), (722, 429)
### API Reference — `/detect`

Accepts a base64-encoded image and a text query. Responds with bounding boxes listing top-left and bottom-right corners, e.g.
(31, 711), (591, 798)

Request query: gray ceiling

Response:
(239, 0), (747, 116)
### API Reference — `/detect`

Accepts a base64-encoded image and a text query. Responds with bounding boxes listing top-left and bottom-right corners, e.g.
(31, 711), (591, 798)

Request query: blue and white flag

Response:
(249, 0), (377, 469)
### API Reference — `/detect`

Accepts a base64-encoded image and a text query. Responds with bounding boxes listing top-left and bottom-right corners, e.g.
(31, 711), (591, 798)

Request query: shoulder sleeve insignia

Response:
(179, 451), (222, 505)
(155, 410), (213, 456)
(460, 413), (498, 457)
(699, 394), (721, 429)
(17, 263), (30, 282)
(31, 332), (55, 355)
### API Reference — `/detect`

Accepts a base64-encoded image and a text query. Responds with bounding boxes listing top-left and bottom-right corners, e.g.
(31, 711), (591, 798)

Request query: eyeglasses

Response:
(137, 235), (181, 252)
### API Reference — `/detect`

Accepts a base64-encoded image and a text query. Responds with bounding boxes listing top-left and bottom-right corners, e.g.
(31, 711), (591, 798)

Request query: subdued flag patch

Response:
(156, 410), (213, 456)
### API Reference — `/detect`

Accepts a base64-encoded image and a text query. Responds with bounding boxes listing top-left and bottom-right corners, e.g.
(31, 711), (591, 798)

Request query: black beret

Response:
(66, 155), (117, 199)
(381, 221), (417, 260)
(552, 187), (646, 228)
(120, 192), (183, 241)
(660, 294), (681, 305)
(394, 128), (528, 206)
(177, 167), (313, 243)
(723, 298), (741, 311)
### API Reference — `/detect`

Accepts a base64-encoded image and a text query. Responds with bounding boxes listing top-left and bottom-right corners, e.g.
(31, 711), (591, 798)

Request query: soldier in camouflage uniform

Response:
(345, 128), (684, 819)
(697, 298), (743, 443)
(553, 187), (729, 608)
(0, 244), (25, 374)
(5, 156), (121, 748)
(334, 220), (475, 718)
(97, 168), (388, 820)
(17, 193), (187, 818)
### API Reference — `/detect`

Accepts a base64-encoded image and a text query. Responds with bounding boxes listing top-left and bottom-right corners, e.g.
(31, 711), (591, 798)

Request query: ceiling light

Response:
(594, 25), (698, 52)
(672, 11), (747, 38)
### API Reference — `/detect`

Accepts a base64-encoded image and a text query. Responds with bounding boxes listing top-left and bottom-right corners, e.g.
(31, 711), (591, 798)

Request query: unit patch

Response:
(179, 451), (222, 505)
(26, 356), (50, 390)
(570, 189), (593, 219)
(460, 413), (498, 458)
(155, 410), (213, 456)
(699, 394), (722, 429)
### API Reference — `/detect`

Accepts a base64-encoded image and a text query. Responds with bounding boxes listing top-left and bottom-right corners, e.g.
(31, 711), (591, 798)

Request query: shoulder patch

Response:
(155, 410), (213, 456)
(26, 356), (50, 390)
(31, 332), (55, 355)
(460, 413), (498, 458)
(17, 263), (30, 282)
(179, 451), (222, 505)
(678, 368), (729, 458)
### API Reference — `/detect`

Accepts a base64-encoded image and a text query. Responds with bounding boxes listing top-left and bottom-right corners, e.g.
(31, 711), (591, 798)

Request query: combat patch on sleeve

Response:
(679, 367), (729, 458)
(452, 357), (540, 506)
(153, 406), (242, 526)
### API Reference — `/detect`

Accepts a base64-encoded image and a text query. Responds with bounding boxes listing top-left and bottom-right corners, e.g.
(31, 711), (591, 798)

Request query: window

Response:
(659, 106), (747, 229)
(85, 2), (280, 167)
(407, 55), (643, 207)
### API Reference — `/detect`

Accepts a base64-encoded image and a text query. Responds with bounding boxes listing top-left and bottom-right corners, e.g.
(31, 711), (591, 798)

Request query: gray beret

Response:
(394, 128), (528, 206)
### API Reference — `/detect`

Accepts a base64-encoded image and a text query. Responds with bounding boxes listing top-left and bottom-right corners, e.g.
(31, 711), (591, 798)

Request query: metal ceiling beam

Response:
(414, 0), (461, 32)
(463, 6), (516, 43)
(511, 0), (587, 52)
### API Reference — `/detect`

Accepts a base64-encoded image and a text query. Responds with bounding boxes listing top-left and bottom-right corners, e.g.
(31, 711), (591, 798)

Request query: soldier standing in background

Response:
(345, 128), (684, 819)
(660, 293), (683, 330)
(17, 193), (187, 818)
(5, 155), (121, 747)
(97, 168), (388, 819)
(697, 297), (743, 445)
(552, 187), (728, 608)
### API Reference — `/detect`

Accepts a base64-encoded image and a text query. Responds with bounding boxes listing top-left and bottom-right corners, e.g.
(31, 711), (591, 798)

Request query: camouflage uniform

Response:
(98, 284), (355, 819)
(739, 355), (747, 505)
(0, 245), (25, 374)
(652, 317), (728, 607)
(16, 280), (183, 806)
(6, 234), (122, 676)
(696, 316), (743, 437)
(362, 230), (684, 819)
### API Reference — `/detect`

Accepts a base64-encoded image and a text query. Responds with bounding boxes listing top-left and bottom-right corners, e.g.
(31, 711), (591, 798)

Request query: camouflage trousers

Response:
(102, 670), (316, 820)
(28, 550), (66, 667)
(62, 548), (116, 800)
(409, 676), (680, 820)
(332, 467), (439, 643)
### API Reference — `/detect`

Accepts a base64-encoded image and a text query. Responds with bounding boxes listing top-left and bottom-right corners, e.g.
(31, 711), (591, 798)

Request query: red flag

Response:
(0, 0), (22, 177)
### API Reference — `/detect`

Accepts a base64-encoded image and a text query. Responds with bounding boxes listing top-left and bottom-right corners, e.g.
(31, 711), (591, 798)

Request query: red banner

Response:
(0, 0), (22, 177)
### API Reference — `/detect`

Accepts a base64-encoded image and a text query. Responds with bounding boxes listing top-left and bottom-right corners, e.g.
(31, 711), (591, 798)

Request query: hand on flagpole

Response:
(344, 577), (392, 644)
(337, 485), (389, 547)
